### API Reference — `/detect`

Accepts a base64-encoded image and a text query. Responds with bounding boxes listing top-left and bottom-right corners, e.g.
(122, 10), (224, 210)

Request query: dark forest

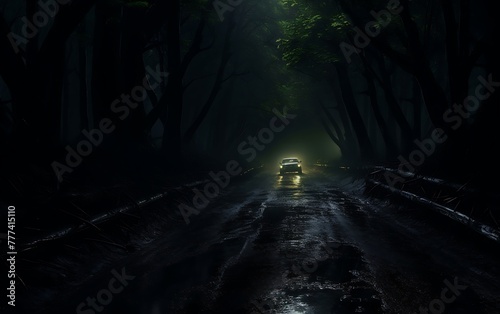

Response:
(1, 0), (499, 313)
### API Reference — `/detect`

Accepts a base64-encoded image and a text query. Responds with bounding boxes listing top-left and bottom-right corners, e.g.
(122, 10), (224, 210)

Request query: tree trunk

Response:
(92, 2), (121, 122)
(0, 16), (29, 148)
(318, 105), (347, 159)
(183, 16), (235, 144)
(328, 78), (356, 159)
(116, 6), (148, 145)
(31, 0), (97, 156)
(79, 41), (90, 130)
(161, 0), (183, 161)
(335, 63), (374, 160)
(361, 56), (398, 158)
(412, 78), (422, 139)
(376, 56), (414, 153)
(399, 0), (450, 130)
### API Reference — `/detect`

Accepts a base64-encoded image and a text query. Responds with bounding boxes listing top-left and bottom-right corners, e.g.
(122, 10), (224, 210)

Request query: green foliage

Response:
(330, 13), (351, 33)
(277, 0), (351, 73)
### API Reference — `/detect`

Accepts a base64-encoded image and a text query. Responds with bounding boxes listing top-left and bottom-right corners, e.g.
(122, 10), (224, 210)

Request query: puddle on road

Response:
(247, 243), (384, 314)
(277, 288), (383, 314)
(310, 245), (367, 284)
(251, 282), (383, 314)
(275, 175), (304, 195)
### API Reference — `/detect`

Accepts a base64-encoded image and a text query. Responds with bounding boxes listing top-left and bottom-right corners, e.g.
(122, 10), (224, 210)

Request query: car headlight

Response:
(280, 165), (283, 168)
(298, 164), (301, 167)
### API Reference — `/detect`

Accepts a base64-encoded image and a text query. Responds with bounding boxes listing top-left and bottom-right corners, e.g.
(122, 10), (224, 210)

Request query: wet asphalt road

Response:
(31, 167), (500, 314)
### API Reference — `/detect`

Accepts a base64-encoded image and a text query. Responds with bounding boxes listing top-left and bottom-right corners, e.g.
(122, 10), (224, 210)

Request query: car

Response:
(279, 157), (302, 174)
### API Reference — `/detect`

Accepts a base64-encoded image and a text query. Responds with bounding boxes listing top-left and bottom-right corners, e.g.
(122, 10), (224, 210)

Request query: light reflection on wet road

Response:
(33, 167), (500, 314)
